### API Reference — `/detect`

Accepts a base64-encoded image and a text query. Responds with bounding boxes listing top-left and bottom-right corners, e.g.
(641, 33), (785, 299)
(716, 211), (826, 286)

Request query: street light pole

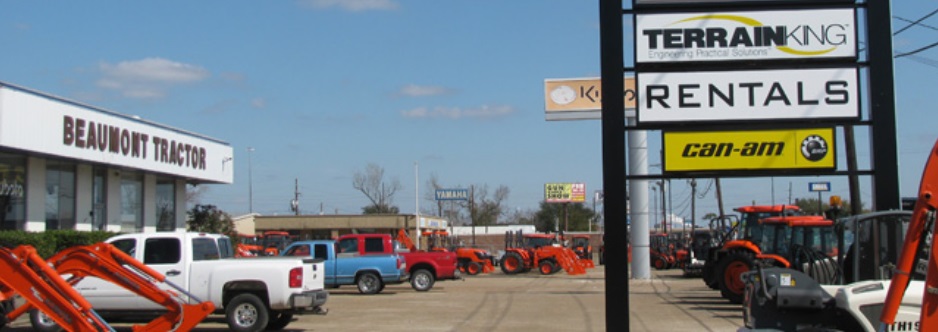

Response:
(248, 147), (255, 213)
(414, 161), (420, 250)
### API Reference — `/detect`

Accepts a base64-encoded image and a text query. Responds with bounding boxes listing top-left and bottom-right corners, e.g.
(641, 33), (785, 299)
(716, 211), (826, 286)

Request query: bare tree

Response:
(352, 163), (402, 214)
(186, 184), (209, 205)
(468, 184), (510, 226)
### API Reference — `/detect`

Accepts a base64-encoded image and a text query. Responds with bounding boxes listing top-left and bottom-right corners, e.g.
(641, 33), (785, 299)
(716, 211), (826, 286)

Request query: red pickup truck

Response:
(336, 233), (460, 291)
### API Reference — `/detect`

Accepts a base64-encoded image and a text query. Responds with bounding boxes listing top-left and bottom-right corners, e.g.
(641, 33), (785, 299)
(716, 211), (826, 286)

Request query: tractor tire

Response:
(411, 269), (435, 292)
(717, 251), (755, 304)
(653, 256), (670, 270)
(225, 293), (270, 332)
(356, 272), (383, 294)
(539, 260), (557, 275)
(29, 309), (63, 332)
(501, 252), (525, 274)
(466, 262), (483, 275)
(0, 300), (12, 329)
(702, 260), (719, 289)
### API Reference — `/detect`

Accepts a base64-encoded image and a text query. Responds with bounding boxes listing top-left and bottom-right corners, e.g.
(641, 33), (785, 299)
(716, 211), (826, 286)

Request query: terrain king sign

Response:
(636, 9), (857, 63)
(662, 128), (835, 172)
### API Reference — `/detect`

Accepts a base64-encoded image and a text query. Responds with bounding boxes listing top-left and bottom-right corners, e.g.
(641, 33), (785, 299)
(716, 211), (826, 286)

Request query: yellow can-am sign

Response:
(663, 128), (835, 172)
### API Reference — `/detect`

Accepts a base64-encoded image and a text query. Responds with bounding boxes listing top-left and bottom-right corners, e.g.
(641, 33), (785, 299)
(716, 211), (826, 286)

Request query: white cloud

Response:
(96, 57), (209, 99)
(397, 84), (451, 97)
(401, 105), (516, 120)
(299, 0), (399, 11)
(251, 98), (267, 109)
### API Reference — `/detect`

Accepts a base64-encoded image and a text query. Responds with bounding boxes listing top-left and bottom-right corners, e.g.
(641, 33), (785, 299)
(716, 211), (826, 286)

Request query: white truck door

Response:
(72, 237), (145, 309)
(137, 236), (188, 310)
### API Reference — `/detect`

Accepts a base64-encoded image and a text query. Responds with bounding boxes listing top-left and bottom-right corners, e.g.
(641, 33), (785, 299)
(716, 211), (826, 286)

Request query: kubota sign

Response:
(662, 128), (836, 172)
(636, 9), (856, 63)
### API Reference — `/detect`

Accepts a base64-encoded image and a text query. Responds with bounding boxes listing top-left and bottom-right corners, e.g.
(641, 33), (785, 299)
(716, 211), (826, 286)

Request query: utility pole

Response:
(248, 147), (255, 213)
(470, 185), (476, 246)
(715, 178), (725, 218)
(292, 178), (300, 216)
(415, 161), (420, 250)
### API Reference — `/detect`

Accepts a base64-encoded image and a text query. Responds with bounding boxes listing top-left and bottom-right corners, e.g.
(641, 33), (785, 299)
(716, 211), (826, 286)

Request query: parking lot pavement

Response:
(4, 265), (744, 331)
(628, 269), (744, 332)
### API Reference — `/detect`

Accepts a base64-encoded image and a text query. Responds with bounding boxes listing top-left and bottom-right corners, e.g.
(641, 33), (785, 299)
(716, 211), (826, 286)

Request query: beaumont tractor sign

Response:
(637, 67), (859, 124)
(635, 8), (857, 63)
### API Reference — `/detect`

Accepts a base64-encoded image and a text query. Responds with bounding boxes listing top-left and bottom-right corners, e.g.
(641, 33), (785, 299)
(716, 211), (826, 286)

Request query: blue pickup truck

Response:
(281, 235), (409, 295)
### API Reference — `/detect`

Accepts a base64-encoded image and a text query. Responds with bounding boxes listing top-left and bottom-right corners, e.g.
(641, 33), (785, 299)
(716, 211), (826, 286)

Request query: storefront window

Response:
(45, 161), (76, 230)
(121, 172), (143, 232)
(92, 167), (107, 231)
(0, 152), (26, 230)
(156, 179), (176, 231)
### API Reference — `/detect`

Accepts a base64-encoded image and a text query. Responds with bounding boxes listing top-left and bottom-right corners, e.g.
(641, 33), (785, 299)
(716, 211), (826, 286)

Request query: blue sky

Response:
(1, 1), (935, 222)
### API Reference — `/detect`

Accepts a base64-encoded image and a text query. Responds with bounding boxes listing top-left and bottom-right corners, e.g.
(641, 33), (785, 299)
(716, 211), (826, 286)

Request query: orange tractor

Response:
(1, 243), (214, 332)
(700, 205), (802, 291)
(500, 231), (594, 275)
(235, 233), (264, 257)
(568, 234), (596, 267)
(711, 214), (837, 303)
(262, 230), (292, 256)
(649, 232), (681, 270)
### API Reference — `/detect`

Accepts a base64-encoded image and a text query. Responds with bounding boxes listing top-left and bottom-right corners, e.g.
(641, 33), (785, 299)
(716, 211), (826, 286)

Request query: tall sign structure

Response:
(600, 0), (899, 331)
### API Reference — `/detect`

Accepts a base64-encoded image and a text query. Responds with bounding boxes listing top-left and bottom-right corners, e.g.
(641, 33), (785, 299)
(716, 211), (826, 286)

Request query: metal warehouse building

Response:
(0, 81), (233, 232)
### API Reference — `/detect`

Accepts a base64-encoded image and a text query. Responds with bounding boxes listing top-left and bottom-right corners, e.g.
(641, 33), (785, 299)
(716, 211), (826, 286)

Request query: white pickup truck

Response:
(30, 232), (328, 332)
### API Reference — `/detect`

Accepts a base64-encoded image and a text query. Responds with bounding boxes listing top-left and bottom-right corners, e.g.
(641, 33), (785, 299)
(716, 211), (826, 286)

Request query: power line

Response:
(895, 41), (938, 58)
(894, 8), (938, 35)
(895, 16), (938, 32)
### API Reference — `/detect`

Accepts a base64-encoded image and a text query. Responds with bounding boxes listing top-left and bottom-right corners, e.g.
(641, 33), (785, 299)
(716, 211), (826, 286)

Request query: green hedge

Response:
(0, 230), (118, 258)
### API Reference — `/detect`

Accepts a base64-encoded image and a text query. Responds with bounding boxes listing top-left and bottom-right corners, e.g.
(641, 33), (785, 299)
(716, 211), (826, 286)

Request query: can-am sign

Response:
(636, 9), (856, 63)
(637, 67), (859, 124)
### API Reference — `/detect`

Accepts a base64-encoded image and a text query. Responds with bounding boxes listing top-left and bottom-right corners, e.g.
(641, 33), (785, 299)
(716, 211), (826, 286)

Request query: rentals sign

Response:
(637, 67), (858, 124)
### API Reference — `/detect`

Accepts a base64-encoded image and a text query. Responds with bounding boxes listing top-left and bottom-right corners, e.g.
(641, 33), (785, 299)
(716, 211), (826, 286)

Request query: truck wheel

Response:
(29, 309), (63, 332)
(357, 272), (383, 294)
(411, 269), (435, 292)
(466, 262), (482, 275)
(266, 312), (294, 331)
(539, 260), (556, 275)
(226, 293), (270, 332)
(500, 252), (525, 274)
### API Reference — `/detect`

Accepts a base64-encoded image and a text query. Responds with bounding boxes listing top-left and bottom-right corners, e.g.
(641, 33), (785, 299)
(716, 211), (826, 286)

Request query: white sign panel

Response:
(0, 85), (234, 184)
(637, 68), (859, 124)
(636, 9), (856, 63)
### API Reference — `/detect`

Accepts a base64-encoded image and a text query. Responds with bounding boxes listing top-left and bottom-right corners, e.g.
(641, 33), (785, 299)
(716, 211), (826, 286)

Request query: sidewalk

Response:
(629, 269), (743, 332)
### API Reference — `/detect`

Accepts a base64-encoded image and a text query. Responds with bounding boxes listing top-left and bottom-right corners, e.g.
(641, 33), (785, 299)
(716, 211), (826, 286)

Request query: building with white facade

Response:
(0, 81), (233, 232)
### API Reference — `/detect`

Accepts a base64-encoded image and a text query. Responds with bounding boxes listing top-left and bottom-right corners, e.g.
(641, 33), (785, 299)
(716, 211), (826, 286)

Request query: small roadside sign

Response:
(809, 182), (831, 192)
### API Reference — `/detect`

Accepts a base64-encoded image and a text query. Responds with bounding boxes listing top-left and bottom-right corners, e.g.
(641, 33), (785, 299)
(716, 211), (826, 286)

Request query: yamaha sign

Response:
(636, 9), (856, 63)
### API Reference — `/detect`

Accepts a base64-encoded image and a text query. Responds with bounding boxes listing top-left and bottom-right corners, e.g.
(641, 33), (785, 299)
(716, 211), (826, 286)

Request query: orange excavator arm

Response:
(0, 245), (113, 332)
(880, 139), (938, 329)
(16, 243), (215, 332)
(397, 229), (417, 252)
